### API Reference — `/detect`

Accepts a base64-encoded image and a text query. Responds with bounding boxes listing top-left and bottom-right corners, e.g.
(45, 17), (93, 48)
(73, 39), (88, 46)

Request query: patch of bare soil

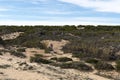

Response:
(1, 32), (23, 40)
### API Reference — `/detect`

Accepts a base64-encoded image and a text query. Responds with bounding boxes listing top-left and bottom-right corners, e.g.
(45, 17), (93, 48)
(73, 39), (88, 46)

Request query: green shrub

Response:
(50, 57), (73, 62)
(41, 42), (53, 53)
(34, 54), (43, 57)
(10, 51), (26, 58)
(44, 47), (52, 53)
(52, 61), (93, 71)
(116, 60), (120, 71)
(50, 57), (58, 61)
(30, 56), (52, 64)
(85, 58), (99, 64)
(0, 37), (5, 45)
(94, 61), (114, 71)
(17, 48), (26, 52)
(0, 52), (2, 55)
(0, 49), (9, 55)
(22, 40), (43, 48)
(72, 52), (85, 58)
(0, 65), (11, 69)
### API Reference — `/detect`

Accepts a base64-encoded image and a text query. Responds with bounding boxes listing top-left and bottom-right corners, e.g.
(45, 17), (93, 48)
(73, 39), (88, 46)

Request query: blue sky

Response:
(0, 0), (120, 25)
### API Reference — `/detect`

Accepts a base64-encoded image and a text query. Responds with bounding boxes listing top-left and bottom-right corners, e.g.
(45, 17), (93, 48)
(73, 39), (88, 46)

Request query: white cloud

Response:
(0, 16), (119, 26)
(28, 0), (49, 4)
(58, 0), (120, 13)
(0, 14), (9, 17)
(43, 10), (74, 14)
(0, 7), (9, 11)
(0, 20), (118, 26)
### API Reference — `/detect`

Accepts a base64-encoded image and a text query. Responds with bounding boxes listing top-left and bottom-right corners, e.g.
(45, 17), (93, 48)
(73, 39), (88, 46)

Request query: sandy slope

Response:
(1, 32), (23, 40)
(0, 68), (49, 80)
(0, 54), (49, 80)
(41, 40), (69, 54)
(0, 54), (111, 80)
(0, 39), (114, 80)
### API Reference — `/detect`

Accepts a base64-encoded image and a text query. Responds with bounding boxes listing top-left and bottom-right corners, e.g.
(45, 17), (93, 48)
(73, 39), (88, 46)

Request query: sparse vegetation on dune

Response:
(51, 61), (93, 71)
(0, 25), (120, 80)
(0, 37), (5, 45)
(50, 57), (73, 62)
(10, 50), (26, 58)
(30, 54), (53, 64)
(94, 61), (115, 71)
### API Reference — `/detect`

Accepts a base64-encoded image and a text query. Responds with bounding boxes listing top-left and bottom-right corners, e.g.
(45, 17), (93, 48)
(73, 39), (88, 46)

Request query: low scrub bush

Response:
(94, 61), (114, 71)
(30, 56), (52, 64)
(0, 65), (11, 69)
(44, 47), (52, 53)
(0, 49), (9, 55)
(72, 52), (85, 58)
(34, 54), (43, 57)
(0, 37), (5, 45)
(50, 57), (58, 60)
(10, 51), (26, 58)
(50, 57), (73, 62)
(116, 60), (120, 71)
(72, 51), (93, 59)
(17, 48), (26, 52)
(52, 61), (93, 71)
(85, 58), (99, 64)
(0, 52), (2, 55)
(21, 40), (44, 48)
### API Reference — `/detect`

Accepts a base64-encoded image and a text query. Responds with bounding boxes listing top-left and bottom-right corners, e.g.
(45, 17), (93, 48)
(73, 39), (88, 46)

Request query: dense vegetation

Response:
(0, 25), (120, 71)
